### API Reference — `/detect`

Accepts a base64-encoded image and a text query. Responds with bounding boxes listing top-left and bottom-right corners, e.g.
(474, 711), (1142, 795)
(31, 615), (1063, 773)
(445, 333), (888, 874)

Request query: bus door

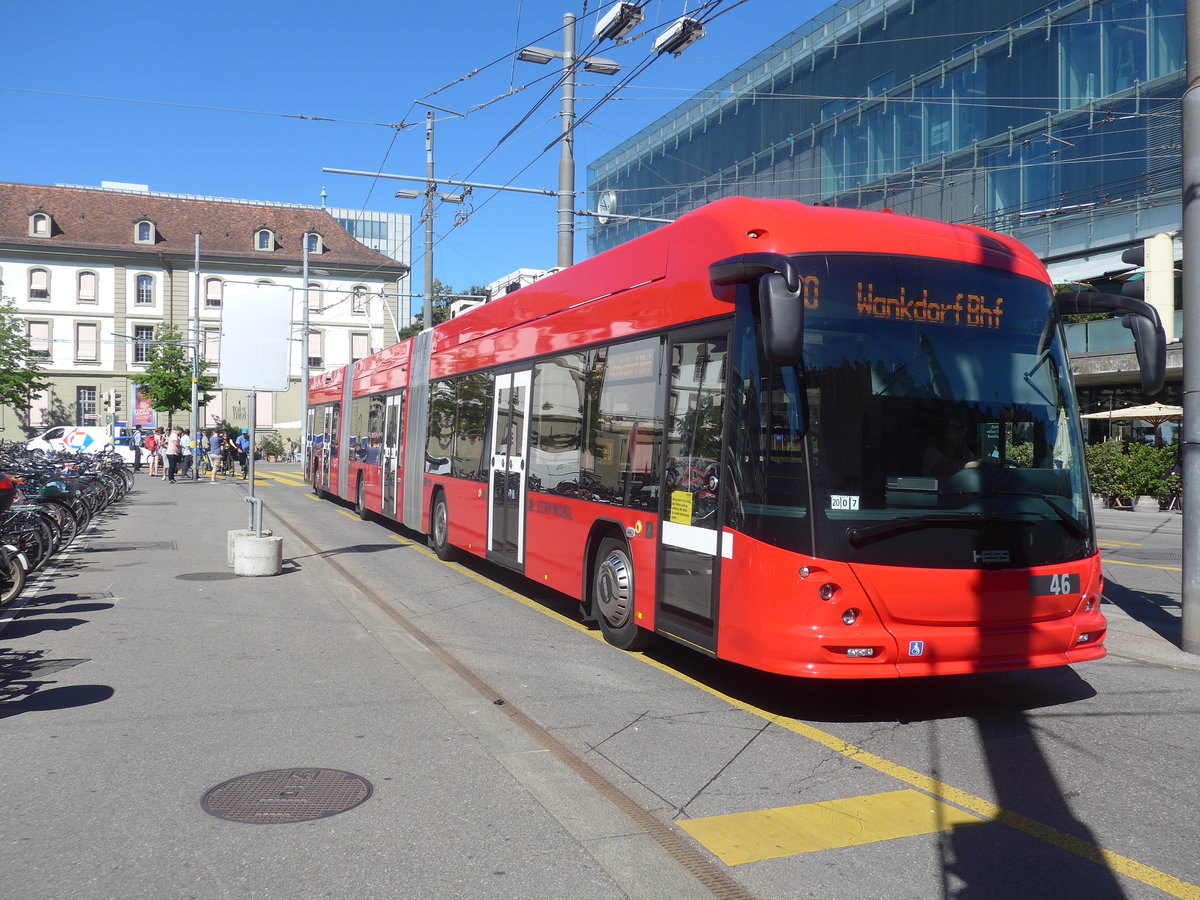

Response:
(657, 328), (730, 654)
(488, 370), (531, 569)
(317, 405), (335, 492)
(381, 393), (403, 518)
(304, 407), (315, 480)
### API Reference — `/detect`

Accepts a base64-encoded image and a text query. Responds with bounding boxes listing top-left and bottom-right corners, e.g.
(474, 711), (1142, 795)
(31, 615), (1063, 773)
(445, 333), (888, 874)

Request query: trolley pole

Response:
(1182, 0), (1200, 654)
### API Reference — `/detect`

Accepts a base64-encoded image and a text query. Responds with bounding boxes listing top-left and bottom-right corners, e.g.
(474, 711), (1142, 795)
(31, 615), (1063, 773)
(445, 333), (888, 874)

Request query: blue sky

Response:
(1, 1), (822, 308)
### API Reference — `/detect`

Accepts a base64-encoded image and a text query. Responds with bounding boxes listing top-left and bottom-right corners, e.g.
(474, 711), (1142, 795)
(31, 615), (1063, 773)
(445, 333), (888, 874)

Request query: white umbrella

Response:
(1081, 402), (1181, 447)
(1080, 402), (1182, 424)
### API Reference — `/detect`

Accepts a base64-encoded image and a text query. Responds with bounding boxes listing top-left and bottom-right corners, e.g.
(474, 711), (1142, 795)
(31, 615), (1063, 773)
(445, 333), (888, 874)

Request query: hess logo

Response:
(972, 550), (1010, 564)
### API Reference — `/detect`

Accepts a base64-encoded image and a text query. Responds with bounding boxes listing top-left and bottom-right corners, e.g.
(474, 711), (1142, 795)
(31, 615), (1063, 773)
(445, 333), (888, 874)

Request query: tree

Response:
(397, 280), (490, 339)
(0, 294), (49, 413)
(138, 324), (217, 425)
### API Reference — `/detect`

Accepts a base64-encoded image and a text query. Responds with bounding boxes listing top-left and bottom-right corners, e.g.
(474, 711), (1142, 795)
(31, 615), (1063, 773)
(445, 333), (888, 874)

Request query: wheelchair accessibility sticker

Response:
(908, 641), (925, 657)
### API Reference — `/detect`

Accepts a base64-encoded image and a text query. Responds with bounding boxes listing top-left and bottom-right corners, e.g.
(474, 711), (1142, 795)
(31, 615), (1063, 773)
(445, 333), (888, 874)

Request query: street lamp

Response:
(517, 12), (620, 268)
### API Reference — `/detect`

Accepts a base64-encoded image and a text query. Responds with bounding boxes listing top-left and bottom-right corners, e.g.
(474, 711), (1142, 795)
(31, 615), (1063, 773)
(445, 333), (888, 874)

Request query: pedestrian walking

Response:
(165, 427), (182, 484)
(180, 429), (194, 479)
(158, 428), (170, 480)
(208, 430), (223, 483)
(145, 428), (159, 477)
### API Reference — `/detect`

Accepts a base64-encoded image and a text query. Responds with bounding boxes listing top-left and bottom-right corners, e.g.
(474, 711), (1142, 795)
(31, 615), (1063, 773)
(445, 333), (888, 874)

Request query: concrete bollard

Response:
(227, 529), (272, 568)
(233, 533), (284, 577)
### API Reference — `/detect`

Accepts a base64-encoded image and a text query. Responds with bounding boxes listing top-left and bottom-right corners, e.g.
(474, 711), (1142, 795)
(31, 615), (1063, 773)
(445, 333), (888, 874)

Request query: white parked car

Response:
(26, 426), (122, 459)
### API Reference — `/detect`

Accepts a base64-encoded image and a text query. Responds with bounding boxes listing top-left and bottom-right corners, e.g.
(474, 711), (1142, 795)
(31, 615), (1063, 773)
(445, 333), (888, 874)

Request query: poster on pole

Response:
(219, 282), (292, 391)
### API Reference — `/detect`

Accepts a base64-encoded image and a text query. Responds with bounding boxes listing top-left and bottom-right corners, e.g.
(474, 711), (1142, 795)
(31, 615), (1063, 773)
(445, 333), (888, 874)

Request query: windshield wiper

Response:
(847, 513), (1029, 548)
(978, 490), (1089, 540)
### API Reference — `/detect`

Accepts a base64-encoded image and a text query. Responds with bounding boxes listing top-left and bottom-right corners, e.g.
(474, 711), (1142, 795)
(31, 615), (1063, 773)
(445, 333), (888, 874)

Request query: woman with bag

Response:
(145, 429), (159, 477)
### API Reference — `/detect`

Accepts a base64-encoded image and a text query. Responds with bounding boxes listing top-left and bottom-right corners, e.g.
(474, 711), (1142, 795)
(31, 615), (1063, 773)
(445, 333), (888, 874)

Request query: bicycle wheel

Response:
(43, 500), (79, 549)
(0, 546), (27, 607)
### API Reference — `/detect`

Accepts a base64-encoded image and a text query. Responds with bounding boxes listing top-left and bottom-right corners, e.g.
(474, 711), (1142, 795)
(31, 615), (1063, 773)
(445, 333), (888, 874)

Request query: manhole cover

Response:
(176, 572), (239, 581)
(201, 768), (372, 824)
(1109, 550), (1181, 562)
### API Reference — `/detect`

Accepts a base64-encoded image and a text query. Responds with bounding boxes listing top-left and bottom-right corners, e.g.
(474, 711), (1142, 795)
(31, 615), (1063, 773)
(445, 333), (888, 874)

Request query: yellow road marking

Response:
(304, 494), (321, 502)
(335, 509), (360, 521)
(430, 555), (1199, 896)
(1103, 559), (1181, 572)
(263, 472), (307, 485)
(679, 790), (983, 865)
(388, 535), (413, 546)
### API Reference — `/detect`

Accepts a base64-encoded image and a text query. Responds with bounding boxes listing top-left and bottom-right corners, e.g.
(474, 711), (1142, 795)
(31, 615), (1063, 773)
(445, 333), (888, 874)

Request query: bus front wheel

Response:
(429, 493), (458, 561)
(355, 476), (368, 520)
(593, 537), (652, 651)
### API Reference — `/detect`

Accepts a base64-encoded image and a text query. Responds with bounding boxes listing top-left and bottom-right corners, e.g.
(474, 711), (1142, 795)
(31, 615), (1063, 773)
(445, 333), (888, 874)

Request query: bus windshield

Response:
(729, 253), (1092, 570)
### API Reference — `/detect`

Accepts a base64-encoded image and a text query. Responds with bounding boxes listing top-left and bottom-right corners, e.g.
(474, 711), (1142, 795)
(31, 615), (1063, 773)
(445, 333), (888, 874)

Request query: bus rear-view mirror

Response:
(760, 272), (805, 366)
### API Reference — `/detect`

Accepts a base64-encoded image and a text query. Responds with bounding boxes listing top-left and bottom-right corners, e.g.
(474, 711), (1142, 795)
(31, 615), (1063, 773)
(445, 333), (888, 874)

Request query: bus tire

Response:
(355, 475), (368, 520)
(593, 536), (652, 651)
(429, 492), (458, 561)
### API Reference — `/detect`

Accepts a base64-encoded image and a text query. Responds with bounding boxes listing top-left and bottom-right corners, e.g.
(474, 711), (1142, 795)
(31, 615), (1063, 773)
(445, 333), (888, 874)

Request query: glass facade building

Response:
(587, 0), (1183, 276)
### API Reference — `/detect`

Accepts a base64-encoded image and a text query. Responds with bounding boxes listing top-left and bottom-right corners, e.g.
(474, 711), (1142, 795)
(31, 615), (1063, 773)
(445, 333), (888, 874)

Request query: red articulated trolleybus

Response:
(307, 197), (1165, 679)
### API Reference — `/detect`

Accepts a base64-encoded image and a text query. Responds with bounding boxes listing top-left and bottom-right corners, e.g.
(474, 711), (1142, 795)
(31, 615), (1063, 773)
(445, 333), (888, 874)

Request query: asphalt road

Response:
(1, 471), (1197, 900)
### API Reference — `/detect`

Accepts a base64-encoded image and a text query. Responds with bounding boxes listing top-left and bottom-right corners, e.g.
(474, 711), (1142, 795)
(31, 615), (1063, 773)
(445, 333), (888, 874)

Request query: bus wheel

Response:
(429, 493), (458, 561)
(593, 537), (652, 651)
(355, 476), (368, 520)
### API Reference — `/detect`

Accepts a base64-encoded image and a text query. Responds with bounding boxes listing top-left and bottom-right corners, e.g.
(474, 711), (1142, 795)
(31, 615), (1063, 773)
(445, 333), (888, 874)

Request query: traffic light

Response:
(102, 390), (114, 411)
(1121, 233), (1178, 341)
(111, 391), (122, 413)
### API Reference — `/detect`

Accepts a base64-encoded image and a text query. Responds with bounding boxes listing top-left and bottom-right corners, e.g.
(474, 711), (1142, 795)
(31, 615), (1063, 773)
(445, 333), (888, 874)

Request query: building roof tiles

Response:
(0, 182), (407, 273)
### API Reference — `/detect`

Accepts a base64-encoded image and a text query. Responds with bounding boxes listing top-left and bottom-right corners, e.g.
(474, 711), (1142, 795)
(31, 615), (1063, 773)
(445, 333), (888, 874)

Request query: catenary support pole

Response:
(1182, 0), (1200, 654)
(300, 236), (310, 476)
(191, 234), (201, 481)
(558, 12), (576, 269)
(424, 110), (435, 330)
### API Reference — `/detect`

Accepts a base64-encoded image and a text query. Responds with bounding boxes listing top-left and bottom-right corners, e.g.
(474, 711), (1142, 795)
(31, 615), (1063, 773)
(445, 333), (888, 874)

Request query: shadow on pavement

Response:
(0, 684), (114, 718)
(1102, 581), (1182, 647)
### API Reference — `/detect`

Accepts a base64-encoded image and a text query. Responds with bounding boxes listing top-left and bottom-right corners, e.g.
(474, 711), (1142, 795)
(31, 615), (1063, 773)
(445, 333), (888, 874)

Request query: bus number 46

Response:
(1029, 573), (1079, 596)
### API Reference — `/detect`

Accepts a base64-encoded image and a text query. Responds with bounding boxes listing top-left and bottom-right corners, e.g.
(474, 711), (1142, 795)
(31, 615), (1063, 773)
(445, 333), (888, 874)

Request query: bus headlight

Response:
(818, 583), (837, 601)
(842, 607), (860, 626)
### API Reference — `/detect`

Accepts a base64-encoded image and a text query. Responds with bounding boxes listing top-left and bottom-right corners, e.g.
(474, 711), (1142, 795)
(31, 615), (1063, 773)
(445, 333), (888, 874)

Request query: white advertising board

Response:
(219, 282), (293, 392)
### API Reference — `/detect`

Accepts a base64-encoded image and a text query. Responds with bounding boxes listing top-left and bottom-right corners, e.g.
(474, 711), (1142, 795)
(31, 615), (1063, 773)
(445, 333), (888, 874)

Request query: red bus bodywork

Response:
(308, 197), (1107, 678)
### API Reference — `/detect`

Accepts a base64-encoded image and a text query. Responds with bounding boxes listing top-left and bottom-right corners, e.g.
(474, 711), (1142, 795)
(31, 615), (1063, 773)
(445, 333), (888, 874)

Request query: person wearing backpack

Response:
(144, 429), (159, 476)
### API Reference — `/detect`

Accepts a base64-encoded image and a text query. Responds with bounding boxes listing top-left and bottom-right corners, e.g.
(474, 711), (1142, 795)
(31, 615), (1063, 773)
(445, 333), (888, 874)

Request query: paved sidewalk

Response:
(0, 470), (707, 900)
(1092, 505), (1200, 670)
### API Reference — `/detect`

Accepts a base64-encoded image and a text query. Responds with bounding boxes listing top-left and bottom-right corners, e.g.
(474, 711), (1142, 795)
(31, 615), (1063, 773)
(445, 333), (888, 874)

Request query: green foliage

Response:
(260, 433), (284, 457)
(397, 279), (460, 339)
(138, 325), (217, 423)
(0, 295), (49, 412)
(1085, 440), (1179, 508)
(1007, 441), (1036, 468)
